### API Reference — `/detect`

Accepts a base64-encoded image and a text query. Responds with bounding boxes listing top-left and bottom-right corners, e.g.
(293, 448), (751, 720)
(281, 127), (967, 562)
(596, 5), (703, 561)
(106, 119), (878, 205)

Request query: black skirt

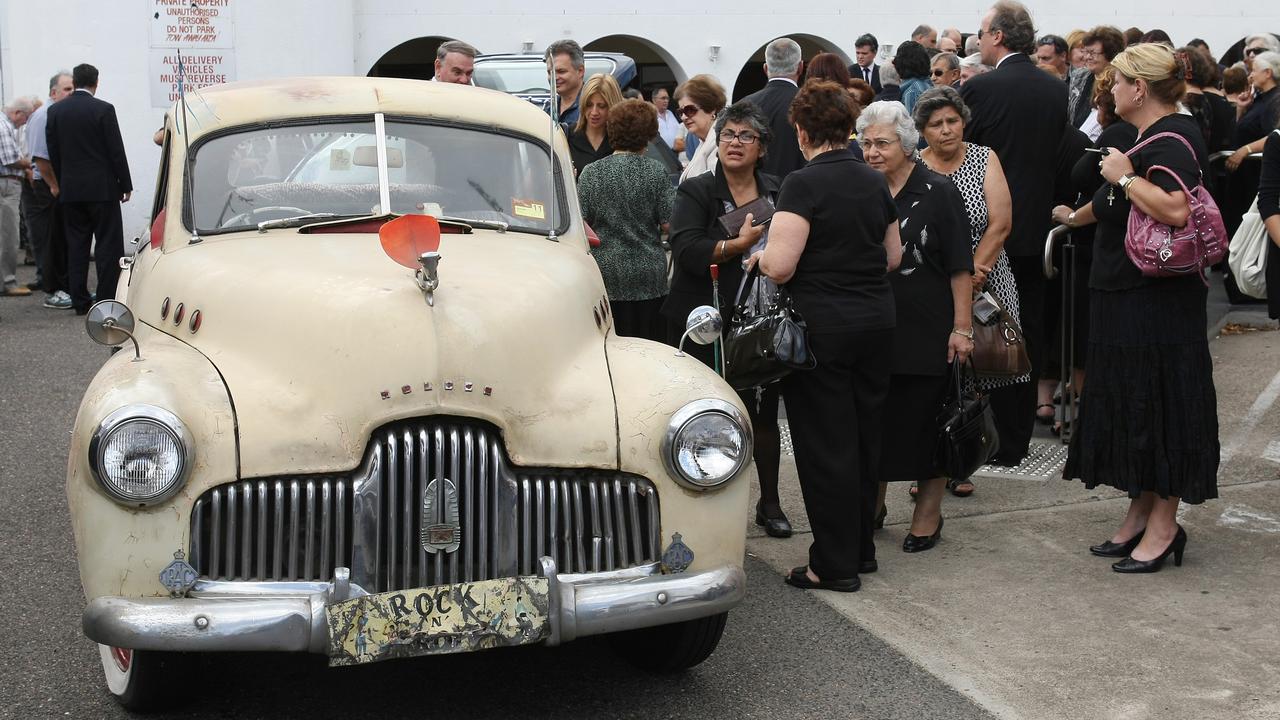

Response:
(1063, 278), (1220, 504)
(880, 373), (950, 482)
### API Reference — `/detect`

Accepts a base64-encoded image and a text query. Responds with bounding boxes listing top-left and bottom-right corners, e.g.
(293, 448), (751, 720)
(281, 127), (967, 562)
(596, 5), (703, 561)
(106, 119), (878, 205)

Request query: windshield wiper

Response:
(256, 213), (362, 233)
(437, 215), (508, 234)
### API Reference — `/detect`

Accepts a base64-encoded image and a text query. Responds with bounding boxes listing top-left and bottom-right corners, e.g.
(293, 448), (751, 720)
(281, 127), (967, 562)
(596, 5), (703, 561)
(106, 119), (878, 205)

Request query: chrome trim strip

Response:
(373, 112), (391, 214)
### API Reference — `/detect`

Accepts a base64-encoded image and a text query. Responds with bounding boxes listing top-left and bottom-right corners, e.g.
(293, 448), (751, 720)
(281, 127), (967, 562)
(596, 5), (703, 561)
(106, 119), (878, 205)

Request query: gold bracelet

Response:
(719, 240), (727, 261)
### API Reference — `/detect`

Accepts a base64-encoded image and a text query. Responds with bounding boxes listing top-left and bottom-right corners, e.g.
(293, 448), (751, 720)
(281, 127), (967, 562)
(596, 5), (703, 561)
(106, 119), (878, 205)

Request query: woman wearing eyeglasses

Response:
(674, 75), (728, 182)
(663, 100), (790, 538)
(1068, 26), (1125, 138)
(859, 100), (974, 554)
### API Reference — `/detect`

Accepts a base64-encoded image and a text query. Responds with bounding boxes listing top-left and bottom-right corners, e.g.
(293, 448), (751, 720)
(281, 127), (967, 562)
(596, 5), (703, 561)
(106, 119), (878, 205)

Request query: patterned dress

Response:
(924, 143), (1029, 390)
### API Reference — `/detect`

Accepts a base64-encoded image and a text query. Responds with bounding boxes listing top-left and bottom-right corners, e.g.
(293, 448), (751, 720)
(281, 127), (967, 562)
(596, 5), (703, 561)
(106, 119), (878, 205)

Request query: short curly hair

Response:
(607, 99), (657, 153)
(673, 74), (727, 116)
(912, 86), (971, 131)
(789, 80), (857, 148)
(893, 41), (932, 81)
(1082, 26), (1125, 63)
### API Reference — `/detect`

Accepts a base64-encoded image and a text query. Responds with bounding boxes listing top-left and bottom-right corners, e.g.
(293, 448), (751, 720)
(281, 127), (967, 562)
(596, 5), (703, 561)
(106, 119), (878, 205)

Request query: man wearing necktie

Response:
(848, 34), (883, 95)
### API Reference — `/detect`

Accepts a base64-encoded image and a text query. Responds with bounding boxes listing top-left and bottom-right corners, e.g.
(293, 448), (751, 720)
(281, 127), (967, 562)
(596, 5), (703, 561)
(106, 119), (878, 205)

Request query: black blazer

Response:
(848, 63), (883, 94)
(46, 90), (132, 203)
(740, 80), (805, 179)
(662, 168), (781, 329)
(961, 54), (1067, 257)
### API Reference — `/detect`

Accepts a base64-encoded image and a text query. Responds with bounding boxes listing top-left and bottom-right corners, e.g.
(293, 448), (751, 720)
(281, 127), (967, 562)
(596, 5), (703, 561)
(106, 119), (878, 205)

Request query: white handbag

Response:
(1228, 196), (1270, 299)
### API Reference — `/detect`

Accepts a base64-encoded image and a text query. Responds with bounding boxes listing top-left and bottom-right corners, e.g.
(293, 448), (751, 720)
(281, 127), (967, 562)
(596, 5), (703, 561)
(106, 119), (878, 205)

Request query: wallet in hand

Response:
(716, 196), (775, 238)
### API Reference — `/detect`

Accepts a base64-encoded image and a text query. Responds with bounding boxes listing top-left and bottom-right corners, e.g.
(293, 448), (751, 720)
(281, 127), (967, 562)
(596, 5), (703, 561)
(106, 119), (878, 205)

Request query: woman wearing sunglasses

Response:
(674, 75), (728, 182)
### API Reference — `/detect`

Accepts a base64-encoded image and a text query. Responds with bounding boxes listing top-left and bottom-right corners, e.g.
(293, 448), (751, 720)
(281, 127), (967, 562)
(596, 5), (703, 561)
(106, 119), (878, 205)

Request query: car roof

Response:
(168, 76), (560, 143)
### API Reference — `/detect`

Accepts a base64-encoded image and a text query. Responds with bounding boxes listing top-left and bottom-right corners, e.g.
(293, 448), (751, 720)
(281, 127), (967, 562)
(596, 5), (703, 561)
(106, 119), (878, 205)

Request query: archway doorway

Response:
(731, 34), (850, 102)
(368, 36), (481, 80)
(584, 34), (687, 100)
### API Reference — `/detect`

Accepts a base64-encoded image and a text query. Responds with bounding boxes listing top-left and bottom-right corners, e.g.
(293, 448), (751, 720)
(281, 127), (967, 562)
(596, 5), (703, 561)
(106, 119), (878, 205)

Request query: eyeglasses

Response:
(1081, 49), (1100, 58)
(932, 69), (946, 77)
(858, 138), (900, 151)
(718, 130), (759, 145)
(679, 104), (702, 119)
(1246, 47), (1267, 56)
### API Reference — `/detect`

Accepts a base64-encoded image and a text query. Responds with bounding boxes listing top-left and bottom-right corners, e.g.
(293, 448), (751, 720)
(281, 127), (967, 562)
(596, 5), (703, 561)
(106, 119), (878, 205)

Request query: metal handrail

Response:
(1209, 149), (1264, 165)
(1043, 223), (1070, 279)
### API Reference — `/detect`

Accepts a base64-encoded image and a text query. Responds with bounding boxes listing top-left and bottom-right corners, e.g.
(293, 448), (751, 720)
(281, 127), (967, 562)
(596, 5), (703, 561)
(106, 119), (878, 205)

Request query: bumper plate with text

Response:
(326, 576), (550, 666)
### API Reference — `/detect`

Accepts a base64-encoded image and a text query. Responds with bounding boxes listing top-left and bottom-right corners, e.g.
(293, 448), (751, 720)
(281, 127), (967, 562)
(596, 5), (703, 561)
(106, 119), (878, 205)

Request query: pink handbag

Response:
(1123, 131), (1227, 280)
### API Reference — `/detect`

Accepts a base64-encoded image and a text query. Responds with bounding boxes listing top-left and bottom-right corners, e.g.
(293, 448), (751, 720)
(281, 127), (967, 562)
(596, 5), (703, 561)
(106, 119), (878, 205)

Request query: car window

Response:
(189, 119), (563, 235)
(473, 58), (617, 94)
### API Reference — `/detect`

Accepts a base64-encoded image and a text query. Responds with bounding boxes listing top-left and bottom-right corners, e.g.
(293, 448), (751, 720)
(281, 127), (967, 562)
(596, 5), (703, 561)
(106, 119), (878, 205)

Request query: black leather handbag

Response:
(933, 362), (1001, 480)
(723, 268), (816, 390)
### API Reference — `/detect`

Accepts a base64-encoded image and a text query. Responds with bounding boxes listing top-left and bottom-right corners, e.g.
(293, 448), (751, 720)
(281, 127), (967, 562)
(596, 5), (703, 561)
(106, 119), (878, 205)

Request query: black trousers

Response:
(990, 254), (1048, 463)
(62, 200), (123, 312)
(23, 180), (67, 294)
(781, 327), (893, 579)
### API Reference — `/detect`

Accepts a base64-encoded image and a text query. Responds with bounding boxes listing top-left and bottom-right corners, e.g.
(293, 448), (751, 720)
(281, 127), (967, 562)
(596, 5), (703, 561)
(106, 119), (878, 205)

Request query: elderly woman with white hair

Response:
(858, 100), (974, 554)
(958, 54), (992, 86)
(1227, 49), (1280, 172)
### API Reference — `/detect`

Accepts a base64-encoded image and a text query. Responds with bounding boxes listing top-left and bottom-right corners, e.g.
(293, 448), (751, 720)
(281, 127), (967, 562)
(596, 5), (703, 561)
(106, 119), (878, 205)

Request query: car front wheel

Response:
(97, 644), (189, 713)
(608, 612), (728, 673)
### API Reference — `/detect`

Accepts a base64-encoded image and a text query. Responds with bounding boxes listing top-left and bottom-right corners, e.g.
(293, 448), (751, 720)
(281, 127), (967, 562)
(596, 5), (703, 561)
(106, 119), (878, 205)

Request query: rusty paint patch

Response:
(326, 576), (550, 666)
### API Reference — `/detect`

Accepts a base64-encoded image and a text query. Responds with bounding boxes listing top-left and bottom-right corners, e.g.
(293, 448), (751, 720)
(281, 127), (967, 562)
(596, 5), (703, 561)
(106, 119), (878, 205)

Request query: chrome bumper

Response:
(82, 560), (745, 653)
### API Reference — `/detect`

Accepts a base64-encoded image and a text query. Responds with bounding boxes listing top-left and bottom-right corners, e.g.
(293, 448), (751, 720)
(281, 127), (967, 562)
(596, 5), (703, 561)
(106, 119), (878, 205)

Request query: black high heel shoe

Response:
(1089, 530), (1145, 558)
(755, 501), (793, 538)
(1112, 526), (1187, 573)
(902, 517), (943, 553)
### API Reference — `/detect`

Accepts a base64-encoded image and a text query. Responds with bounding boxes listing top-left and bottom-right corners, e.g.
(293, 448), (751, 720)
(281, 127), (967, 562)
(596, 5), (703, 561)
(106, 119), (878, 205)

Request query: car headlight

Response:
(88, 404), (193, 506)
(662, 399), (752, 490)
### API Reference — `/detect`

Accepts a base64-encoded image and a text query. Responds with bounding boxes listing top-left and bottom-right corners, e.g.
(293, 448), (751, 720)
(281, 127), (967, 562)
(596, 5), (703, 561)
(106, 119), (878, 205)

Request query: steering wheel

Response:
(221, 206), (312, 229)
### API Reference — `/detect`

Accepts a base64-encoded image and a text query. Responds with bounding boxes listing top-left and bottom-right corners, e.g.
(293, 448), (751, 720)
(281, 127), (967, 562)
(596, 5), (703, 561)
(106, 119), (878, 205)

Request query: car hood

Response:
(131, 230), (618, 477)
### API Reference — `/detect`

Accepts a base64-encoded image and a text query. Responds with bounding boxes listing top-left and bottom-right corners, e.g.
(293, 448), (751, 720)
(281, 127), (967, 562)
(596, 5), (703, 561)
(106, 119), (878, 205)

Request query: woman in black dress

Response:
(859, 100), (974, 553)
(663, 100), (790, 537)
(1064, 44), (1221, 573)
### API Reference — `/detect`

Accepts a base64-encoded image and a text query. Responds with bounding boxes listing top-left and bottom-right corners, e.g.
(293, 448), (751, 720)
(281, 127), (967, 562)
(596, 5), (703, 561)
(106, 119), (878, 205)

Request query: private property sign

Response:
(151, 0), (234, 47)
(150, 0), (236, 107)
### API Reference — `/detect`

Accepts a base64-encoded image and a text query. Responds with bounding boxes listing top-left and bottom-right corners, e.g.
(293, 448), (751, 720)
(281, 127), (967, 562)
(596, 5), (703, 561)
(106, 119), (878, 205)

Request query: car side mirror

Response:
(86, 300), (142, 361)
(676, 305), (722, 356)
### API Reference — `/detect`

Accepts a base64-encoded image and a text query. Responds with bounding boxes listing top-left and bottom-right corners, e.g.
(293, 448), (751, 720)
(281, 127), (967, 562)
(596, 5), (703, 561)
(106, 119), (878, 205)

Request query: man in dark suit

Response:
(849, 34), (883, 95)
(961, 1), (1067, 464)
(46, 63), (132, 315)
(742, 38), (806, 180)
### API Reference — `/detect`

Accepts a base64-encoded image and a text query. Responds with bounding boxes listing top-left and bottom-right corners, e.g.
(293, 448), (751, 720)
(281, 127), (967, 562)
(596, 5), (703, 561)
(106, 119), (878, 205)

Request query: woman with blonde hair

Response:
(566, 73), (623, 177)
(1064, 43), (1220, 573)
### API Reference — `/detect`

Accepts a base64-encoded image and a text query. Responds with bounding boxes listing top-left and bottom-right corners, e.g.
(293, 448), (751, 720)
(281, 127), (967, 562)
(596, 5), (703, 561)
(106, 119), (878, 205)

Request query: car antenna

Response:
(177, 47), (200, 245)
(544, 47), (559, 243)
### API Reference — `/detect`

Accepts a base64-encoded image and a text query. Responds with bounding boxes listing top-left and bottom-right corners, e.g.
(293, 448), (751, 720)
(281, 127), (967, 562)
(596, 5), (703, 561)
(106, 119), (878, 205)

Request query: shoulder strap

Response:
(1126, 130), (1202, 180)
(1143, 164), (1195, 196)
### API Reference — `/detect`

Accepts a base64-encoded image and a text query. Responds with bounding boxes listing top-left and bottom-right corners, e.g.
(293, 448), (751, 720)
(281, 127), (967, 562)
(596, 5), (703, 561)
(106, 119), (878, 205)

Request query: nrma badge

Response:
(661, 532), (694, 574)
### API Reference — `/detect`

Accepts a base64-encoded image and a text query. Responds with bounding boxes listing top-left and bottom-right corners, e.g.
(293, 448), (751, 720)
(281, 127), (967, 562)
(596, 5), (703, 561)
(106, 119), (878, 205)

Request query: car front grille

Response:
(189, 418), (660, 592)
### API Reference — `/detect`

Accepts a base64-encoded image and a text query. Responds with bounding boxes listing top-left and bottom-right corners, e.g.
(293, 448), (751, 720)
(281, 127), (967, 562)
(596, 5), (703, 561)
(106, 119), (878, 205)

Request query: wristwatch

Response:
(951, 327), (974, 340)
(1117, 173), (1139, 196)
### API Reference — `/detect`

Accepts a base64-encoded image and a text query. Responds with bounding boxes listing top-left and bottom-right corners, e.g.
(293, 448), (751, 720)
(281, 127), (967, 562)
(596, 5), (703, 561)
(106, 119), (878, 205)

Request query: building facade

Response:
(0, 0), (1271, 236)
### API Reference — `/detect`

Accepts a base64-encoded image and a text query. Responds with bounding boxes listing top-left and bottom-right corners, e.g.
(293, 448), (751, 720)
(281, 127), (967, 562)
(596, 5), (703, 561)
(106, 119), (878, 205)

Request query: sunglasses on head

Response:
(679, 104), (702, 119)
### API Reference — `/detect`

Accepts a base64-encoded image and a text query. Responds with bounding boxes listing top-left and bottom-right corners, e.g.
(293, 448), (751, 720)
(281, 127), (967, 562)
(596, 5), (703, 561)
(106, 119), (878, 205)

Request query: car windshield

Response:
(189, 119), (562, 235)
(473, 58), (617, 94)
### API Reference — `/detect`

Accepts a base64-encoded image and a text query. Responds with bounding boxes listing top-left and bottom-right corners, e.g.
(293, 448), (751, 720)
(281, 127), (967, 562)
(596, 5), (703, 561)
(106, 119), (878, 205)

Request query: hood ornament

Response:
(416, 251), (441, 306)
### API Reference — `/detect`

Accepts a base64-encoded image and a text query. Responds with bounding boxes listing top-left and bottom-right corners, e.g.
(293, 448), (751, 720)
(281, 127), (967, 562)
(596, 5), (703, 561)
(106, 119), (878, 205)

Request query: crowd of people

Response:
(1, 63), (132, 316)
(551, 1), (1266, 589)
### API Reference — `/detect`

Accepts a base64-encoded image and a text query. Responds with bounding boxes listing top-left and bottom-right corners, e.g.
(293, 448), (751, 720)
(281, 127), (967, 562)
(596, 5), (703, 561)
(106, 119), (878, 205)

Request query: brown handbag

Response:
(970, 291), (1030, 378)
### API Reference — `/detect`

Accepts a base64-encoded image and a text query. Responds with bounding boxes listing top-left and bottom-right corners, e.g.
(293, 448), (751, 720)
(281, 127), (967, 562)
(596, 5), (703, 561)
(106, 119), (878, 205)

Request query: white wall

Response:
(1, 0), (1273, 233)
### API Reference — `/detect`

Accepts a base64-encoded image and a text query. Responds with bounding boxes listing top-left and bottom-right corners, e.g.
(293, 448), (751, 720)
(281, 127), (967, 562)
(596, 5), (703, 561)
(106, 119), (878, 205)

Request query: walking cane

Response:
(710, 263), (724, 377)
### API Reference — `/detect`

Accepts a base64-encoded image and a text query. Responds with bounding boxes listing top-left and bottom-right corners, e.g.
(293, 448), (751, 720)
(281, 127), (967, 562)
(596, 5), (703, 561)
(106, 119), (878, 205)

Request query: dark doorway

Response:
(731, 34), (850, 102)
(584, 34), (687, 100)
(369, 36), (481, 80)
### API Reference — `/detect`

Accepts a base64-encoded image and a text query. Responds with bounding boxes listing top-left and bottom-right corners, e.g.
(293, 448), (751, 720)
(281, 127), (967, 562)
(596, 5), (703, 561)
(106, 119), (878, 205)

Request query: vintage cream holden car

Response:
(68, 77), (753, 710)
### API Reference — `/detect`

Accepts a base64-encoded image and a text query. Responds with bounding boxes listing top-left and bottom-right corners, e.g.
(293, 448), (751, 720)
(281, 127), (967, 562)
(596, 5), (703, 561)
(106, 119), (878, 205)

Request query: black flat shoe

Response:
(902, 517), (943, 553)
(1113, 526), (1187, 574)
(859, 559), (878, 574)
(755, 502), (793, 538)
(784, 566), (860, 592)
(1090, 530), (1145, 558)
(874, 504), (888, 530)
